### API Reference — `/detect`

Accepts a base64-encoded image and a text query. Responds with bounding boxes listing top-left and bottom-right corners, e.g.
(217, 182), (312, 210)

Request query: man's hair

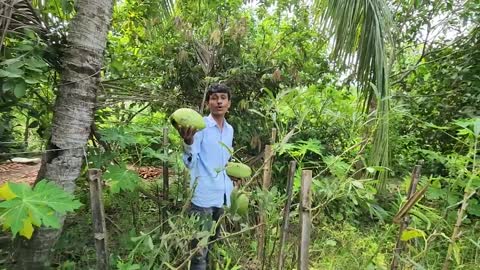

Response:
(206, 83), (231, 101)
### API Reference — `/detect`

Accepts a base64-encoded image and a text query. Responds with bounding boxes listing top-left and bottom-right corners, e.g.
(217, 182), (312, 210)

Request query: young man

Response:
(174, 83), (235, 270)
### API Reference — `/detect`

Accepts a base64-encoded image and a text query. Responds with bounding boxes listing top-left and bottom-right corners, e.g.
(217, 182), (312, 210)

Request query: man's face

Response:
(207, 92), (231, 117)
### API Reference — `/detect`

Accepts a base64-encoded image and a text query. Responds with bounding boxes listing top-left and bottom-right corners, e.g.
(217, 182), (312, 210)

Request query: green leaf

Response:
(351, 180), (364, 189)
(0, 57), (22, 66)
(32, 180), (83, 213)
(473, 118), (480, 137)
(0, 180), (82, 238)
(323, 155), (350, 179)
(26, 57), (48, 69)
(2, 80), (15, 92)
(100, 127), (137, 148)
(453, 242), (461, 265)
(61, 0), (74, 14)
(143, 148), (169, 161)
(401, 228), (426, 241)
(24, 78), (39, 84)
(0, 69), (23, 78)
(14, 81), (27, 98)
(425, 122), (450, 130)
(8, 60), (25, 70)
(24, 66), (43, 73)
(0, 199), (28, 236)
(426, 186), (446, 200)
(471, 176), (480, 189)
(467, 199), (480, 217)
(248, 109), (265, 118)
(104, 164), (140, 193)
(145, 235), (154, 250)
(17, 44), (34, 51)
(325, 239), (337, 246)
(8, 182), (32, 197)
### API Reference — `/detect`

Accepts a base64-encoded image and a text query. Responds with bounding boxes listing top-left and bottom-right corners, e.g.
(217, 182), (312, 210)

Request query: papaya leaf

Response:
(0, 183), (17, 200)
(19, 217), (34, 239)
(31, 180), (82, 213)
(104, 164), (140, 193)
(0, 199), (28, 236)
(100, 126), (137, 148)
(0, 180), (82, 239)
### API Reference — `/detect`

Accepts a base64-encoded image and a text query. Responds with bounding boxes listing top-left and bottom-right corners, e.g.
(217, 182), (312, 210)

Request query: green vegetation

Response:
(0, 0), (479, 269)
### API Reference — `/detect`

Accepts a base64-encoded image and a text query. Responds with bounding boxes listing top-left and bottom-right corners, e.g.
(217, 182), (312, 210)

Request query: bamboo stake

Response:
(271, 128), (277, 144)
(258, 144), (273, 268)
(262, 144), (274, 189)
(258, 128), (277, 268)
(162, 127), (169, 231)
(298, 170), (312, 270)
(88, 169), (109, 270)
(277, 161), (297, 270)
(391, 163), (422, 270)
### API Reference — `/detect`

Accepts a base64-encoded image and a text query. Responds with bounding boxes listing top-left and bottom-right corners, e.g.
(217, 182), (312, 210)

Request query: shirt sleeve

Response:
(182, 130), (203, 169)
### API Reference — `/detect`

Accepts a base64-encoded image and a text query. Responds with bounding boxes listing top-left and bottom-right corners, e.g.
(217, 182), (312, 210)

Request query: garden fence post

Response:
(298, 170), (312, 270)
(88, 169), (109, 270)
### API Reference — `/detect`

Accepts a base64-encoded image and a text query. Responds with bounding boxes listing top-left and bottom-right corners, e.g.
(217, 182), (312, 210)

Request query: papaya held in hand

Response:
(225, 162), (252, 178)
(170, 108), (206, 130)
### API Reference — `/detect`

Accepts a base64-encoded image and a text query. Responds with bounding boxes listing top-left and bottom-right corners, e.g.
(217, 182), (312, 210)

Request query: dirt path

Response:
(0, 161), (175, 187)
(0, 161), (40, 186)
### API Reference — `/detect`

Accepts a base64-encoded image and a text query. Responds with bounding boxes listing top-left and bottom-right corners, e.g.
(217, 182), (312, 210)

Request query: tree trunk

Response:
(13, 0), (113, 269)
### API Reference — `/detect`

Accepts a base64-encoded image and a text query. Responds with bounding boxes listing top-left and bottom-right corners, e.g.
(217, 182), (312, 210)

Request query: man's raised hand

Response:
(174, 124), (197, 145)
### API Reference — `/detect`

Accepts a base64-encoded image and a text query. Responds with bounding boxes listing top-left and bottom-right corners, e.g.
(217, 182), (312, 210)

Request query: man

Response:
(174, 83), (235, 270)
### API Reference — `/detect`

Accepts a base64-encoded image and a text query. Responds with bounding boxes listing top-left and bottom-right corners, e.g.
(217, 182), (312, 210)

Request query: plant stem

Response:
(442, 135), (478, 270)
(442, 190), (475, 270)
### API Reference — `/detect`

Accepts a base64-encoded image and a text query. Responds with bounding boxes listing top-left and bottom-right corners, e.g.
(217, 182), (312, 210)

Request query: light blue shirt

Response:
(183, 114), (234, 208)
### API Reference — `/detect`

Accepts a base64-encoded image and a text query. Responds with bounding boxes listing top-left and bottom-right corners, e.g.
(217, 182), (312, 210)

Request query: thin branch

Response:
(168, 223), (263, 270)
(125, 103), (151, 123)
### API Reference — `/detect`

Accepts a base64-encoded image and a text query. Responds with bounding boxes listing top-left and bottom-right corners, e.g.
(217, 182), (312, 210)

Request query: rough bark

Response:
(13, 0), (113, 269)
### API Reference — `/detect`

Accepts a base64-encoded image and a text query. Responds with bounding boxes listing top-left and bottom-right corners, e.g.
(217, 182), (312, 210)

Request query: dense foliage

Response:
(0, 0), (479, 269)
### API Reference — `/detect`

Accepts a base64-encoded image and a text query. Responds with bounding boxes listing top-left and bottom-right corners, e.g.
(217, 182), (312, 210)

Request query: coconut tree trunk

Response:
(13, 0), (113, 269)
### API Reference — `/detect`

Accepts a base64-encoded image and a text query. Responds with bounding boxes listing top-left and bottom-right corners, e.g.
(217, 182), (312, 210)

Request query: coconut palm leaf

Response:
(314, 0), (393, 191)
(315, 0), (392, 107)
(0, 0), (49, 51)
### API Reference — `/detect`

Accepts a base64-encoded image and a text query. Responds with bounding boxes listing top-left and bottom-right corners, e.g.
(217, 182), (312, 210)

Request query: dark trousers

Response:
(189, 203), (224, 270)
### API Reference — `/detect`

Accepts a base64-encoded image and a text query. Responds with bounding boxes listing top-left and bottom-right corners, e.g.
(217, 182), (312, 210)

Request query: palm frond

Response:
(0, 0), (49, 51)
(316, 0), (392, 107)
(315, 0), (393, 192)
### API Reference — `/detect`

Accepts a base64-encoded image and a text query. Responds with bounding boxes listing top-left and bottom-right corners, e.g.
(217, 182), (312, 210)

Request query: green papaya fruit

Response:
(236, 193), (249, 216)
(170, 108), (206, 130)
(229, 188), (249, 216)
(226, 162), (252, 178)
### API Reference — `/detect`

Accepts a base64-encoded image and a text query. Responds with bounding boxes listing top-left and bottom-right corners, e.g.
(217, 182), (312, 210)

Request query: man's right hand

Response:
(174, 124), (197, 145)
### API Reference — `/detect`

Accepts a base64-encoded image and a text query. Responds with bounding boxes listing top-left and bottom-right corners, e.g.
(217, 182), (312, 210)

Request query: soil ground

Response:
(0, 160), (41, 186)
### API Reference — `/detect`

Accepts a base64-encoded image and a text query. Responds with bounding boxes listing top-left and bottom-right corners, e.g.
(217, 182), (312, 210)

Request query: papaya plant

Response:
(0, 180), (82, 239)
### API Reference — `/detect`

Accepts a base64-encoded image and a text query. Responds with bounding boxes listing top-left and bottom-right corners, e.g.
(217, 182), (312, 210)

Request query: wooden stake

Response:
(162, 127), (169, 231)
(262, 144), (274, 189)
(298, 170), (312, 270)
(271, 128), (277, 144)
(88, 169), (109, 270)
(391, 163), (422, 270)
(278, 161), (297, 270)
(258, 144), (274, 267)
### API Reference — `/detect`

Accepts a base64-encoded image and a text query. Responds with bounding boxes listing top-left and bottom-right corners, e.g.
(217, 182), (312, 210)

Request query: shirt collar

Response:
(207, 114), (227, 128)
